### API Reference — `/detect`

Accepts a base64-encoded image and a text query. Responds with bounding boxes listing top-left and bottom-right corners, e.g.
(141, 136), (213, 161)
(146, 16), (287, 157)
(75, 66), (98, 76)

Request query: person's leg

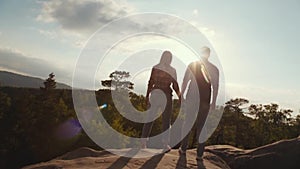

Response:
(196, 114), (208, 157)
(180, 123), (192, 153)
(180, 92), (199, 153)
(196, 89), (211, 158)
(141, 90), (164, 148)
(180, 112), (198, 152)
(162, 94), (172, 148)
(141, 98), (159, 148)
(142, 121), (154, 138)
(197, 142), (205, 158)
(141, 121), (154, 148)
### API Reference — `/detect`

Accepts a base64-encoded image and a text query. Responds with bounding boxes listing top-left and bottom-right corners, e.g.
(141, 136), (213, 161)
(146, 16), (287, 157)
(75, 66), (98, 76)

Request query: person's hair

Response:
(202, 46), (211, 54)
(159, 51), (172, 65)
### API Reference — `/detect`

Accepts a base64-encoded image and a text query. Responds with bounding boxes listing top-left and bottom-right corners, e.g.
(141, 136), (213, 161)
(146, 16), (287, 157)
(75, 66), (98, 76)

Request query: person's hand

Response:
(146, 97), (150, 108)
(177, 92), (182, 103)
(210, 102), (216, 111)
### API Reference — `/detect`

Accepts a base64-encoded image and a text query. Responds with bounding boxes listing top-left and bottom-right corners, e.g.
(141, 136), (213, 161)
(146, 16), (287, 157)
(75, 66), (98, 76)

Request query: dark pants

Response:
(180, 87), (211, 157)
(142, 91), (172, 145)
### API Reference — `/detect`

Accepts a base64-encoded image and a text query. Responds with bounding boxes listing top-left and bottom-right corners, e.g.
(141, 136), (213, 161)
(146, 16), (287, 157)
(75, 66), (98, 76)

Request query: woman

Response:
(141, 51), (181, 151)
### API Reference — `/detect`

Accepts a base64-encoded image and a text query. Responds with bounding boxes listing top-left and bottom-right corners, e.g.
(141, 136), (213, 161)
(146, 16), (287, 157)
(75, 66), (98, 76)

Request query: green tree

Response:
(249, 103), (293, 144)
(0, 91), (11, 120)
(225, 98), (249, 147)
(294, 115), (300, 136)
(40, 73), (56, 91)
(101, 71), (134, 91)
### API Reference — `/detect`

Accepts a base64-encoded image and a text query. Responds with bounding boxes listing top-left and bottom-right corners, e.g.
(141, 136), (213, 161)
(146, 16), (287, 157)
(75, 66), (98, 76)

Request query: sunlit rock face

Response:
(23, 137), (300, 169)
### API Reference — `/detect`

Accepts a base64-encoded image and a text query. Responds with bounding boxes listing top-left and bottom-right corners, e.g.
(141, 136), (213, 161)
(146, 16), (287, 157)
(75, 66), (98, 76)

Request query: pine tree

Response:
(101, 71), (134, 91)
(41, 73), (56, 91)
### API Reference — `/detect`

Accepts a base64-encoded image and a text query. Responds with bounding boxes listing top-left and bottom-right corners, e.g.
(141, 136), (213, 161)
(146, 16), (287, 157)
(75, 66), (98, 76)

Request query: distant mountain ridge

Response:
(0, 71), (71, 89)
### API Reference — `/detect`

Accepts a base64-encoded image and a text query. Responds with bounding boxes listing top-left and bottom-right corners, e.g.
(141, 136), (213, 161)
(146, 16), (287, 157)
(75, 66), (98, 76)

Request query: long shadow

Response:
(139, 153), (165, 169)
(176, 154), (206, 169)
(175, 154), (187, 169)
(107, 156), (131, 169)
(107, 148), (139, 169)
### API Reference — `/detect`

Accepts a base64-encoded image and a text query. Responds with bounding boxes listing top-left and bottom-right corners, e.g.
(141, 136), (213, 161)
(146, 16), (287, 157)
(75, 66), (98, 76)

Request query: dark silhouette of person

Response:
(202, 47), (219, 110)
(179, 46), (219, 161)
(141, 51), (181, 151)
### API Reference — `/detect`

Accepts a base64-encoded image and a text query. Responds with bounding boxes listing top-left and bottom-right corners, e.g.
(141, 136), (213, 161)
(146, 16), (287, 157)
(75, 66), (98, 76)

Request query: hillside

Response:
(1, 87), (299, 168)
(23, 137), (300, 169)
(0, 71), (70, 89)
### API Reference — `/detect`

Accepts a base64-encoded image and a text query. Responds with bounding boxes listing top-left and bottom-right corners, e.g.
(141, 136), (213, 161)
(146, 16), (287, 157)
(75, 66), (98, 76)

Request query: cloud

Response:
(0, 47), (71, 84)
(189, 21), (216, 37)
(35, 0), (140, 48)
(38, 29), (58, 39)
(25, 26), (86, 49)
(36, 0), (197, 36)
(35, 0), (210, 50)
(37, 0), (134, 34)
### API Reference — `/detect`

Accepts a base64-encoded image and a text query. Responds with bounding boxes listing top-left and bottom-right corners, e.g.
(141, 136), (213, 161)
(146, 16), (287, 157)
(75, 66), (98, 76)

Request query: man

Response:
(179, 47), (219, 160)
(202, 47), (219, 110)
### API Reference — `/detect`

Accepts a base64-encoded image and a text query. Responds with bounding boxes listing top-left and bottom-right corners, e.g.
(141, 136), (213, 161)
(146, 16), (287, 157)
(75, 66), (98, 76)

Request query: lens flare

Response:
(55, 118), (82, 139)
(99, 104), (108, 109)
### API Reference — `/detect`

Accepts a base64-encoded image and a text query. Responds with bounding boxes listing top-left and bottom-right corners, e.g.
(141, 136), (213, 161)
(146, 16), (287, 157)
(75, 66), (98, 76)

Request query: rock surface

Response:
(23, 136), (300, 169)
(206, 136), (300, 169)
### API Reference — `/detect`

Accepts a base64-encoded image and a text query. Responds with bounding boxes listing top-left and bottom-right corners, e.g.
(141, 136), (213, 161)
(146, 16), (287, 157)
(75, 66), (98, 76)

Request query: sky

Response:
(0, 0), (299, 114)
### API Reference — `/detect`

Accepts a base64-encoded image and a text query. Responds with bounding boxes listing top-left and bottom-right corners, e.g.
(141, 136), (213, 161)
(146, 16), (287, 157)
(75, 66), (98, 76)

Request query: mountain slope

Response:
(0, 71), (70, 89)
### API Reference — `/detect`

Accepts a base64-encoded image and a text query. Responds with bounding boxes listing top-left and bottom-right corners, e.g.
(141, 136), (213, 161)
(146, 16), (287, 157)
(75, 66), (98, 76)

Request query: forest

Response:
(0, 74), (299, 169)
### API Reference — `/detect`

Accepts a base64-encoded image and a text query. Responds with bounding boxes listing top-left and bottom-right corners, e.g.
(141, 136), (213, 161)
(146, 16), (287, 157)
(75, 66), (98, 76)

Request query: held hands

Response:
(146, 96), (150, 108)
(146, 92), (182, 108)
(177, 92), (182, 103)
(210, 101), (216, 111)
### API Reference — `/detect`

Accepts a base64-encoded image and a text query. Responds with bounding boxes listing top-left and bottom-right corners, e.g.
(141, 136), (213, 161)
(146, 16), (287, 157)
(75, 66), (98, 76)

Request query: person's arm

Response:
(211, 68), (219, 109)
(181, 65), (192, 100)
(172, 70), (181, 100)
(146, 68), (156, 105)
(146, 68), (155, 105)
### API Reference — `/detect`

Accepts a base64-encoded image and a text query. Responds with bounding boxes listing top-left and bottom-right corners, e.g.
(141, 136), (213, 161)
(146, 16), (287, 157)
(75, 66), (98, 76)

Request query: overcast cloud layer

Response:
(37, 0), (134, 34)
(0, 0), (299, 113)
(0, 47), (71, 82)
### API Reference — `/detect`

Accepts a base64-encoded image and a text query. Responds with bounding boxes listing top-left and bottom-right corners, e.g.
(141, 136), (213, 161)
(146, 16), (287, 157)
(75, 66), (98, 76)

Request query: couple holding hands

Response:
(141, 47), (219, 161)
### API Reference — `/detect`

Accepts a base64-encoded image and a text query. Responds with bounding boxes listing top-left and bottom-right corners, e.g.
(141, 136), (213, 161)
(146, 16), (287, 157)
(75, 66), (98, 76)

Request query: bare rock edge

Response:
(23, 136), (300, 169)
